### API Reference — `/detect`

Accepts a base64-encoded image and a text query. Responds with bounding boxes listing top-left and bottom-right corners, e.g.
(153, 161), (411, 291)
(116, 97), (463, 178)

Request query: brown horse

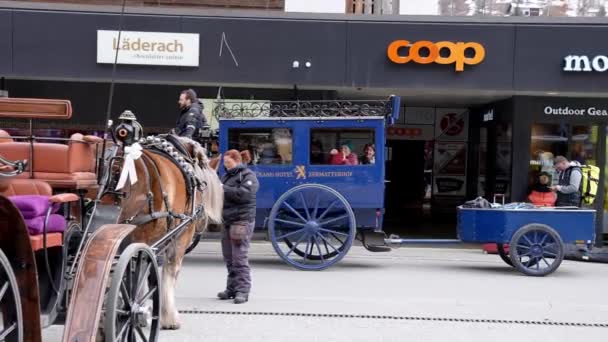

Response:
(110, 136), (223, 330)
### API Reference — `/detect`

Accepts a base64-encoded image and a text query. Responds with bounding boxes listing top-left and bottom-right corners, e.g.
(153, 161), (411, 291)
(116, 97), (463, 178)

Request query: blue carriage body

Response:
(219, 117), (386, 231)
(457, 207), (596, 244)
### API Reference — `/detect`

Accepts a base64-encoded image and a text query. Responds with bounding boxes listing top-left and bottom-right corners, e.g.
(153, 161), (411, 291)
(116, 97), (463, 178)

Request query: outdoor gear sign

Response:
(544, 106), (608, 116)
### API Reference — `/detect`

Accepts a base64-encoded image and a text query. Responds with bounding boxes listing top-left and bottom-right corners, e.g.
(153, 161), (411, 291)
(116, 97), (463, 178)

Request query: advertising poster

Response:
(435, 109), (469, 141)
(433, 142), (467, 196)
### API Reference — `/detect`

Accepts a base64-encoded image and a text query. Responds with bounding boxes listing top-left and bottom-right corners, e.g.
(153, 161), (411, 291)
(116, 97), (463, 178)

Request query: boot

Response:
(217, 290), (235, 300)
(233, 292), (248, 304)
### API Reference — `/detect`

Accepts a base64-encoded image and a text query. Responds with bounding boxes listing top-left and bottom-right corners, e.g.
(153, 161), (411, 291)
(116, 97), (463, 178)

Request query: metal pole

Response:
(28, 119), (33, 179)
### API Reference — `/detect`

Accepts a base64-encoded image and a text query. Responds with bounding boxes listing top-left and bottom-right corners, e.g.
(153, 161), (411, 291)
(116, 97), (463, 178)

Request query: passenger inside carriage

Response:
(360, 144), (375, 165)
(310, 128), (373, 166)
(330, 144), (359, 165)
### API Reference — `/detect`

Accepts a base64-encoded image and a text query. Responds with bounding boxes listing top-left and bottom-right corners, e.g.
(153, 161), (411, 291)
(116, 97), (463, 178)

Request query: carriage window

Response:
(310, 128), (375, 165)
(228, 128), (293, 165)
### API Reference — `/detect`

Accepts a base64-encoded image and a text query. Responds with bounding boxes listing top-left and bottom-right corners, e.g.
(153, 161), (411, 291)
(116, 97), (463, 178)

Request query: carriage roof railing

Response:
(213, 96), (401, 123)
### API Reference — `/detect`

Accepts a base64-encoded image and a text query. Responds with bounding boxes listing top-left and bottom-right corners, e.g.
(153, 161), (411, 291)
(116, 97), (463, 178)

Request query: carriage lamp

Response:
(113, 110), (143, 145)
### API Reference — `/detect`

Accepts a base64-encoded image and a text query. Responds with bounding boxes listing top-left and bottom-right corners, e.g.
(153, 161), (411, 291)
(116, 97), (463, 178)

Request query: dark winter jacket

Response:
(175, 102), (208, 139)
(221, 164), (259, 224)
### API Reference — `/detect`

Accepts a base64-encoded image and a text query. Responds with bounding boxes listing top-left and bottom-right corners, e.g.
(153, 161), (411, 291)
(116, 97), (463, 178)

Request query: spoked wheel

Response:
(184, 233), (201, 255)
(105, 244), (160, 342)
(509, 224), (565, 276)
(496, 244), (513, 267)
(268, 184), (356, 271)
(0, 249), (23, 342)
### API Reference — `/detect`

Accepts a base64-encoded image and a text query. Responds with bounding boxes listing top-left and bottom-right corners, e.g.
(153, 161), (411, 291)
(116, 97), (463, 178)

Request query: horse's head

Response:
(95, 110), (148, 211)
(112, 110), (143, 147)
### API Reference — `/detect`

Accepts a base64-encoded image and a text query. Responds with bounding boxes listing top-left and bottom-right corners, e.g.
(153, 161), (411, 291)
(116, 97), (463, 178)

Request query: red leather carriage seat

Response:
(0, 129), (13, 142)
(29, 234), (63, 251)
(0, 179), (71, 251)
(0, 132), (102, 190)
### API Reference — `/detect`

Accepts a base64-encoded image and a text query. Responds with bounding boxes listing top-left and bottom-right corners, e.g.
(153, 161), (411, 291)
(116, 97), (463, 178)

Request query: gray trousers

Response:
(221, 221), (255, 294)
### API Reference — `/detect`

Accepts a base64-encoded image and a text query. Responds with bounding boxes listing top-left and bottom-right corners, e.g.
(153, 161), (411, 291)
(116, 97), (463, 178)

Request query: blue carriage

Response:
(215, 97), (400, 270)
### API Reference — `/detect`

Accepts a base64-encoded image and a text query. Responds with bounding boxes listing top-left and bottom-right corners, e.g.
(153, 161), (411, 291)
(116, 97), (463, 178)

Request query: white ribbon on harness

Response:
(115, 143), (143, 190)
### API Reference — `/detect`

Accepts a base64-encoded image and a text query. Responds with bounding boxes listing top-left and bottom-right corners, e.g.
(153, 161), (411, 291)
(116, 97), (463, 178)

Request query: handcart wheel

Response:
(105, 244), (160, 342)
(497, 243), (538, 269)
(0, 249), (23, 342)
(496, 244), (513, 267)
(509, 224), (564, 276)
(268, 184), (356, 271)
(184, 233), (201, 255)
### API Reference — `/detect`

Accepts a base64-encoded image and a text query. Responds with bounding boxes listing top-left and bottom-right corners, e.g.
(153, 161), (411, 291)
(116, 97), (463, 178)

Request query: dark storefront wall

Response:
(0, 7), (520, 93)
(347, 22), (515, 90)
(8, 10), (348, 87)
(2, 79), (333, 128)
(514, 25), (608, 93)
(0, 10), (11, 75)
(2, 6), (608, 96)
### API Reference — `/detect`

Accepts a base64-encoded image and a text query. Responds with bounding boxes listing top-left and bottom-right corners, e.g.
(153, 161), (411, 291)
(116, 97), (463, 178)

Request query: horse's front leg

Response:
(160, 259), (180, 330)
(160, 225), (195, 330)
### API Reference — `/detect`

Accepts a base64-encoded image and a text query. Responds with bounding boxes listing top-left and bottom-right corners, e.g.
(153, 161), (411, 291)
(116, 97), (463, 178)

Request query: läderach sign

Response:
(97, 30), (199, 67)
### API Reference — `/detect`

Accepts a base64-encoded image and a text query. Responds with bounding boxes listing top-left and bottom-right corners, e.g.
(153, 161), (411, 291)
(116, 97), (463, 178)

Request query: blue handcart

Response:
(457, 206), (596, 276)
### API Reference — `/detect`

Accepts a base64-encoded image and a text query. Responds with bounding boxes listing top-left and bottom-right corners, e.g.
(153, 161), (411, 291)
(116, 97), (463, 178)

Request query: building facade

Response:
(1, 1), (608, 242)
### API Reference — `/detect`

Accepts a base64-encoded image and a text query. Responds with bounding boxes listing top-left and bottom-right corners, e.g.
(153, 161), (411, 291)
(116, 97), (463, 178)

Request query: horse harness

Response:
(125, 135), (207, 227)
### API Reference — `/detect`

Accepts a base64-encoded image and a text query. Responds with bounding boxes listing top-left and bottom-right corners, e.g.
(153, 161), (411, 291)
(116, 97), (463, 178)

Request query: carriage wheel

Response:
(509, 224), (564, 277)
(105, 244), (160, 342)
(0, 249), (23, 342)
(184, 233), (201, 255)
(268, 184), (356, 271)
(496, 244), (513, 267)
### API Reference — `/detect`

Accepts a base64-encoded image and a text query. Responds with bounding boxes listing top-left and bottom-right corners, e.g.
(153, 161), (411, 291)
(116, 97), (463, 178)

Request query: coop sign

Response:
(544, 106), (608, 116)
(387, 40), (485, 72)
(97, 30), (199, 67)
(563, 55), (608, 72)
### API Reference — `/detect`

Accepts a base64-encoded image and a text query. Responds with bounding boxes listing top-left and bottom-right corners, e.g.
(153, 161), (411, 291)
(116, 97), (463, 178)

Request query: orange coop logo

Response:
(387, 40), (485, 72)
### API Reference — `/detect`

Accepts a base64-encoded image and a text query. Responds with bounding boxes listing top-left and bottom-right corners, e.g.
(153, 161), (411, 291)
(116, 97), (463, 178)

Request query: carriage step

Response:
(361, 231), (392, 253)
(364, 245), (392, 253)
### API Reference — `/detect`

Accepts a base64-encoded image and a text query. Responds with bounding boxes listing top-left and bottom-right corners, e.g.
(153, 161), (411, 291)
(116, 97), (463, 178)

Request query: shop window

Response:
(227, 128), (293, 165)
(571, 126), (598, 166)
(530, 123), (568, 186)
(310, 128), (375, 165)
(530, 124), (598, 189)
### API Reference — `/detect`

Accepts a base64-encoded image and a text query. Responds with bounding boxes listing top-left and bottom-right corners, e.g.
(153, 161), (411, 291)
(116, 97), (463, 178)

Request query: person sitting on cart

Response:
(218, 149), (259, 304)
(330, 144), (358, 165)
(528, 171), (556, 207)
(360, 144), (376, 165)
(174, 89), (209, 140)
(550, 155), (582, 207)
